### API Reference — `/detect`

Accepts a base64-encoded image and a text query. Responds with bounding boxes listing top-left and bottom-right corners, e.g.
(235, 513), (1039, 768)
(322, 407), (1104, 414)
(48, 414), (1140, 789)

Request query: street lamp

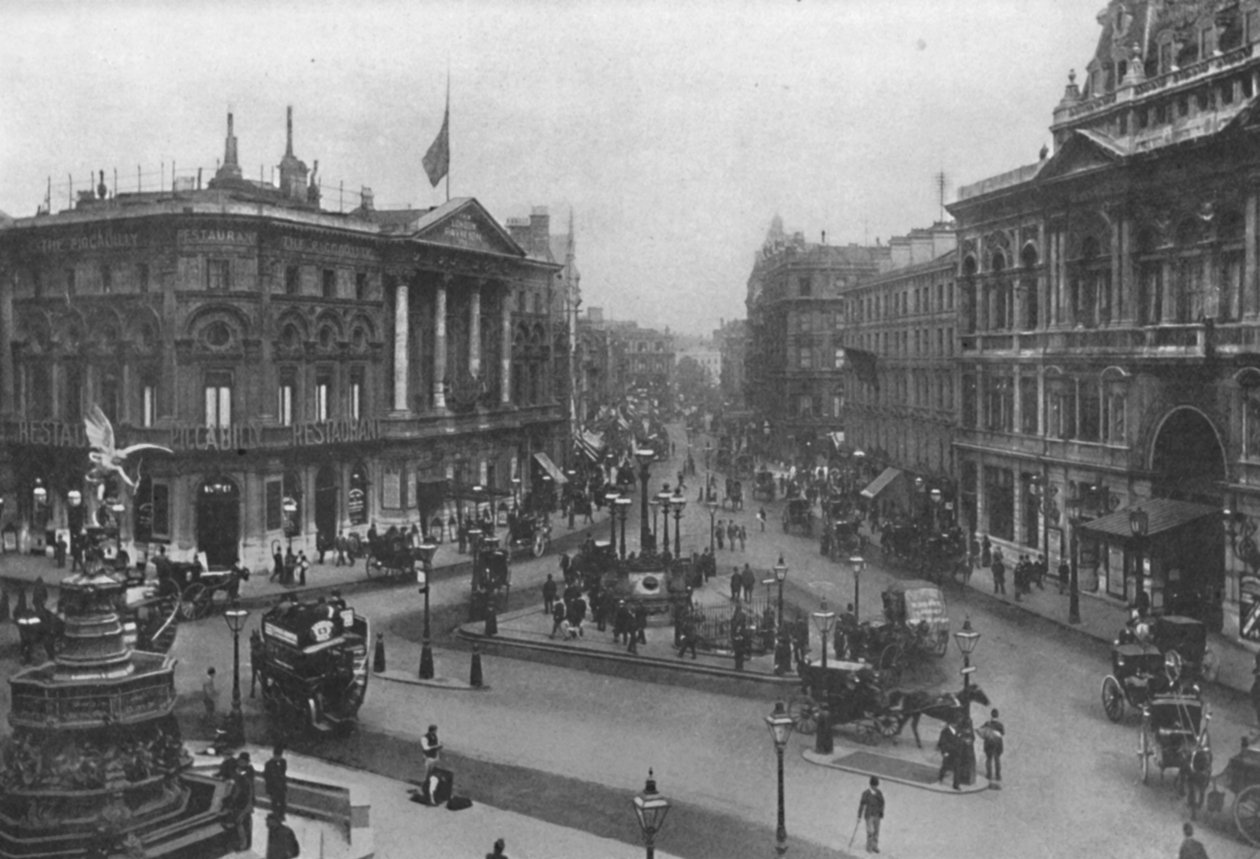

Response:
(707, 499), (719, 556)
(773, 555), (788, 628)
(671, 489), (687, 557)
(812, 600), (837, 755)
(1065, 489), (1082, 625)
(930, 487), (943, 535)
(607, 491), (621, 546)
(657, 488), (673, 556)
(417, 541), (438, 679)
(282, 496), (299, 552)
(632, 769), (671, 859)
(223, 600), (250, 747)
(615, 496), (633, 559)
(511, 477), (522, 513)
(765, 701), (794, 856)
(635, 448), (656, 552)
(849, 556), (866, 623)
(954, 617), (981, 693)
(467, 526), (484, 620)
(1130, 506), (1149, 610)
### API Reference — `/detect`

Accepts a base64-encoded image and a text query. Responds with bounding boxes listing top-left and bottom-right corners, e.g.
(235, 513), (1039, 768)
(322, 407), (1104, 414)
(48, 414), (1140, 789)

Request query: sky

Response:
(0, 0), (1104, 337)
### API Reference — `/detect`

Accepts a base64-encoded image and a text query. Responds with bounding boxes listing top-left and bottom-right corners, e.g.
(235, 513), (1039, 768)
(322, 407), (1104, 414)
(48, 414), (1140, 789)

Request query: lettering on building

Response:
(281, 236), (376, 261)
(169, 424), (264, 452)
(292, 418), (380, 447)
(434, 214), (492, 251)
(178, 229), (255, 246)
(34, 232), (140, 254)
(13, 420), (88, 447)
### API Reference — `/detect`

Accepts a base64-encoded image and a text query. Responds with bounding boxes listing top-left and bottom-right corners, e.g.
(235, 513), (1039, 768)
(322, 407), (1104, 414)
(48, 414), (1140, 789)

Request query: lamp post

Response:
(1130, 506), (1149, 609)
(615, 496), (633, 559)
(671, 490), (687, 557)
(282, 496), (299, 552)
(511, 477), (522, 513)
(649, 498), (661, 545)
(223, 601), (250, 747)
(466, 527), (484, 620)
(707, 499), (719, 556)
(632, 769), (671, 859)
(765, 701), (794, 856)
(930, 487), (943, 536)
(607, 491), (621, 546)
(849, 556), (865, 623)
(955, 617), (981, 693)
(773, 555), (788, 628)
(636, 448), (656, 552)
(657, 489), (673, 555)
(812, 600), (837, 754)
(417, 541), (438, 679)
(1065, 490), (1082, 625)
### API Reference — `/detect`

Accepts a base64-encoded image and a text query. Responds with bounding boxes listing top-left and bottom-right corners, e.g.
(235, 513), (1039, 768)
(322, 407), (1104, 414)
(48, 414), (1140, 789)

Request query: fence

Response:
(693, 592), (778, 655)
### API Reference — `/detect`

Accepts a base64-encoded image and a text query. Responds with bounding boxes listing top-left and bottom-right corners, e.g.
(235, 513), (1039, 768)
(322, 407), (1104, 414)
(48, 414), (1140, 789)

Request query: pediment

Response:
(410, 198), (525, 257)
(1039, 131), (1124, 180)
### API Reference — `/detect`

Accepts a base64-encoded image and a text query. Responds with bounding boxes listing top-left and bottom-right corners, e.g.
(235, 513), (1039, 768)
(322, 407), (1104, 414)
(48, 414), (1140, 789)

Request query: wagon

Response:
(1151, 614), (1210, 683)
(1100, 641), (1183, 722)
(366, 535), (421, 579)
(1138, 693), (1209, 786)
(178, 564), (249, 620)
(851, 580), (950, 686)
(753, 470), (776, 502)
(504, 511), (551, 558)
(782, 498), (814, 535)
(1210, 743), (1260, 845)
(787, 659), (901, 743)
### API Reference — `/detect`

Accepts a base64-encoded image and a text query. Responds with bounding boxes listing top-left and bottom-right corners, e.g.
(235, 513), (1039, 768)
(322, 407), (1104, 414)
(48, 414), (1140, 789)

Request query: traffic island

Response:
(803, 747), (991, 794)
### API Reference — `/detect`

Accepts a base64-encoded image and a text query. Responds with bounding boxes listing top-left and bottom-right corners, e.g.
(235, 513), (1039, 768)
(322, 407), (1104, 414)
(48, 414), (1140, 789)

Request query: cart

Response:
(862, 580), (950, 686)
(1210, 743), (1260, 845)
(787, 659), (901, 743)
(1151, 614), (1210, 683)
(178, 564), (249, 620)
(782, 498), (814, 536)
(753, 470), (776, 502)
(1100, 641), (1184, 722)
(1138, 693), (1209, 785)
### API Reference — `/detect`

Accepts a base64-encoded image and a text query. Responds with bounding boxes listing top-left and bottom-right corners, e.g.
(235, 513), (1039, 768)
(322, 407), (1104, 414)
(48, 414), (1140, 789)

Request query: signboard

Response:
(902, 587), (948, 630)
(1241, 574), (1260, 642)
(348, 488), (366, 525)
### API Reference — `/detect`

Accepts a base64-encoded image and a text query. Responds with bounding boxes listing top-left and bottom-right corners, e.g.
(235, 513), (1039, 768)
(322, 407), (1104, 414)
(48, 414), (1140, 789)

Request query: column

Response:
(392, 279), (409, 413)
(1246, 190), (1258, 319)
(500, 286), (513, 405)
(1110, 217), (1122, 324)
(1119, 217), (1135, 324)
(259, 258), (276, 422)
(0, 272), (13, 416)
(433, 279), (447, 410)
(469, 283), (482, 378)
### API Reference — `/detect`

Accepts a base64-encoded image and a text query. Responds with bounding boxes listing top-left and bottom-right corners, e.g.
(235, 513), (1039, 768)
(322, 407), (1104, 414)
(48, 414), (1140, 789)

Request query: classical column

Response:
(433, 279), (448, 410)
(1246, 191), (1258, 319)
(469, 283), (482, 378)
(0, 272), (13, 417)
(393, 278), (410, 413)
(500, 286), (513, 405)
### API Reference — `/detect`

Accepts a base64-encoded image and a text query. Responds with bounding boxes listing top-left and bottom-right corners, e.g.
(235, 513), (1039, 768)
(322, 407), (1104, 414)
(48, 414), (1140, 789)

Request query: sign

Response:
(1241, 574), (1260, 642)
(291, 418), (380, 447)
(310, 620), (335, 643)
(34, 232), (140, 254)
(430, 213), (495, 252)
(170, 423), (264, 452)
(348, 488), (366, 525)
(263, 621), (299, 646)
(13, 420), (88, 448)
(282, 235), (376, 260)
(178, 229), (255, 246)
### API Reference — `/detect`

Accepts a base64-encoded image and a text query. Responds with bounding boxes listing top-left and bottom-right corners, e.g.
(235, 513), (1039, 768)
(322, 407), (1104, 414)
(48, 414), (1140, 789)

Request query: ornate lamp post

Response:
(512, 477), (522, 513)
(930, 487), (943, 535)
(657, 489), (673, 556)
(671, 489), (687, 557)
(773, 555), (788, 627)
(282, 496), (299, 553)
(1065, 489), (1082, 624)
(615, 496), (633, 559)
(223, 601), (250, 747)
(66, 489), (83, 564)
(706, 499), (719, 556)
(632, 769), (671, 859)
(849, 556), (866, 623)
(812, 600), (837, 755)
(765, 701), (794, 856)
(635, 448), (656, 551)
(466, 526), (483, 620)
(955, 617), (981, 693)
(607, 491), (621, 546)
(1130, 506), (1149, 609)
(417, 541), (438, 679)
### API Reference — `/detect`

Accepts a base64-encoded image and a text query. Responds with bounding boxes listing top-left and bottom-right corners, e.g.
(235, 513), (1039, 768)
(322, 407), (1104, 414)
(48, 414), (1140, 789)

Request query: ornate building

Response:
(0, 108), (565, 569)
(949, 0), (1260, 639)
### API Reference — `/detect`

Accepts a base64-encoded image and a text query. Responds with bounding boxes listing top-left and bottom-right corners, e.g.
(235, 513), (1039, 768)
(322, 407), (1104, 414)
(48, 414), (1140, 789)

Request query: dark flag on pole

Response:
(841, 348), (879, 387)
(423, 89), (450, 190)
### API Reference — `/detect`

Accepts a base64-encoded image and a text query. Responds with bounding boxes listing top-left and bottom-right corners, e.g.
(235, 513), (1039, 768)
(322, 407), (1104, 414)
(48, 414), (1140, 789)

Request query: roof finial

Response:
(285, 105), (294, 158)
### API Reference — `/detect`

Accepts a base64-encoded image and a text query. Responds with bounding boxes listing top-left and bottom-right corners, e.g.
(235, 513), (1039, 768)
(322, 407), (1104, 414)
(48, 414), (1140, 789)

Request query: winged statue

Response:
(84, 404), (173, 489)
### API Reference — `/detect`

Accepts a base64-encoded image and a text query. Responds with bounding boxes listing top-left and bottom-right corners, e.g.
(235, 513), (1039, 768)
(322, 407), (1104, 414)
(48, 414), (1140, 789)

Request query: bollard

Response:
(373, 632), (386, 673)
(470, 643), (484, 688)
(485, 605), (498, 637)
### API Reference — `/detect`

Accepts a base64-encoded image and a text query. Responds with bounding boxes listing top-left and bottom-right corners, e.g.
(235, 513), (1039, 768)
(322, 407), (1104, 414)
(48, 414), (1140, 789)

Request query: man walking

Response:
(201, 667), (218, 732)
(991, 554), (1006, 595)
(980, 708), (1005, 787)
(264, 745), (288, 819)
(542, 574), (557, 615)
(265, 813), (300, 859)
(730, 568), (741, 602)
(758, 507), (767, 531)
(741, 564), (756, 602)
(938, 717), (962, 789)
(420, 725), (442, 779)
(857, 776), (885, 854)
(1179, 822), (1209, 859)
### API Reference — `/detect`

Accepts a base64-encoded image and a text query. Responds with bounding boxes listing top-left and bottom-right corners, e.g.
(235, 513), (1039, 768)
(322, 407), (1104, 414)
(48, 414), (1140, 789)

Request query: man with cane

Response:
(855, 776), (885, 853)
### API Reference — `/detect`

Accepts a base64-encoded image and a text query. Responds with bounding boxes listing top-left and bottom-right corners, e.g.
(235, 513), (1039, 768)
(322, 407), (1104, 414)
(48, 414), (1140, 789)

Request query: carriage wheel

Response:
(179, 584), (208, 621)
(933, 629), (949, 658)
(533, 533), (546, 558)
(1139, 724), (1152, 784)
(875, 714), (901, 738)
(879, 644), (904, 689)
(788, 695), (819, 735)
(1235, 785), (1260, 846)
(1101, 676), (1125, 723)
(1165, 650), (1183, 685)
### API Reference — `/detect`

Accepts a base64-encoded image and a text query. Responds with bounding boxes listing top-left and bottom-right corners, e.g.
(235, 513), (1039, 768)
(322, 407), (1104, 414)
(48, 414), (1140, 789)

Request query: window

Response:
(100, 265), (112, 295)
(1078, 378), (1101, 442)
(961, 373), (977, 429)
(138, 263), (150, 294)
(355, 272), (367, 301)
(322, 269), (336, 298)
(99, 368), (120, 423)
(150, 483), (170, 538)
(63, 362), (83, 421)
(1201, 25), (1215, 59)
(315, 369), (332, 420)
(1159, 40), (1173, 75)
(65, 268), (76, 298)
(141, 380), (156, 427)
(26, 364), (51, 419)
(984, 465), (1015, 541)
(798, 277), (812, 297)
(206, 259), (230, 291)
(1248, 10), (1259, 44)
(285, 266), (300, 295)
(32, 270), (42, 299)
(834, 348), (846, 369)
(350, 367), (364, 420)
(205, 370), (232, 428)
(278, 369), (296, 426)
(1020, 376), (1038, 434)
(265, 480), (283, 531)
(1105, 389), (1127, 444)
(1246, 386), (1260, 459)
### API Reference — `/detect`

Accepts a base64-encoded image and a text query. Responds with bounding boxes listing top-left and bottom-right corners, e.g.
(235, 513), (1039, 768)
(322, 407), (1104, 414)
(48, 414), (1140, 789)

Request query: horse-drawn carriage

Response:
(1139, 692), (1210, 786)
(1102, 614), (1208, 722)
(787, 659), (902, 743)
(782, 498), (814, 535)
(844, 580), (949, 687)
(822, 516), (865, 561)
(366, 534), (423, 580)
(753, 469), (776, 502)
(1209, 742), (1260, 844)
(177, 564), (249, 620)
(504, 511), (551, 558)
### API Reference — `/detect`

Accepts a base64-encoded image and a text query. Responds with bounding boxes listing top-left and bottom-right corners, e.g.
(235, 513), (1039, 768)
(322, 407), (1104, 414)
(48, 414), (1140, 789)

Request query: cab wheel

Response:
(1101, 675), (1125, 723)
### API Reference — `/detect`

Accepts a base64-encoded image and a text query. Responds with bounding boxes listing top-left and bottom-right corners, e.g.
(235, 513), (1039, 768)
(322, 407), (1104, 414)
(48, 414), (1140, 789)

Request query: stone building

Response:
(713, 318), (747, 406)
(0, 108), (565, 569)
(949, 0), (1260, 638)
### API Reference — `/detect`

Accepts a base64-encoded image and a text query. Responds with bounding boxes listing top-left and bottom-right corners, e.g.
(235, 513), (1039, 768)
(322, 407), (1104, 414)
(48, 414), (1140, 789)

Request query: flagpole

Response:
(445, 64), (450, 203)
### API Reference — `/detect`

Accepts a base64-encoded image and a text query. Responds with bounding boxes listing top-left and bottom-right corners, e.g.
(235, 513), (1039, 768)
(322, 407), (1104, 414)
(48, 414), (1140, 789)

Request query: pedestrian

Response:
(626, 603), (641, 654)
(1013, 556), (1025, 602)
(741, 564), (755, 602)
(1058, 557), (1070, 594)
(567, 593), (587, 638)
(758, 507), (767, 532)
(730, 568), (741, 602)
(634, 601), (648, 644)
(739, 525), (747, 552)
(1179, 822), (1209, 859)
(549, 600), (566, 640)
(54, 536), (66, 568)
(716, 521), (725, 550)
(265, 813), (300, 859)
(271, 546), (284, 583)
(202, 667), (218, 730)
(1250, 653), (1260, 728)
(542, 574), (557, 615)
(980, 534), (992, 568)
(677, 610), (698, 659)
(727, 520), (738, 551)
(614, 599), (631, 644)
(791, 611), (808, 665)
(485, 837), (509, 859)
(938, 717), (962, 790)
(297, 551), (310, 586)
(857, 776), (885, 854)
(335, 530), (347, 566)
(979, 708), (1004, 787)
(420, 725), (442, 778)
(559, 552), (572, 586)
(992, 555), (1006, 595)
(228, 752), (256, 850)
(264, 744), (288, 819)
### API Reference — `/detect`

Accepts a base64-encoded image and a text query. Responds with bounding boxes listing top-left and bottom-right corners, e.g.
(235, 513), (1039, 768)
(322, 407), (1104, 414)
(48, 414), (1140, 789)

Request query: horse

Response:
(886, 683), (992, 748)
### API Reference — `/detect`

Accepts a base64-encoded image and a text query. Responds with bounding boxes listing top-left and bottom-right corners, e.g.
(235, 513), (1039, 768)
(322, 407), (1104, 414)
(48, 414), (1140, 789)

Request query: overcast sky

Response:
(1, 0), (1103, 336)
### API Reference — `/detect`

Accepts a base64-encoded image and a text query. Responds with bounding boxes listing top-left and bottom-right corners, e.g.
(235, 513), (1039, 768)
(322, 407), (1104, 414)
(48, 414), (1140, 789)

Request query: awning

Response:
(860, 467), (903, 500)
(1078, 498), (1219, 543)
(574, 430), (605, 461)
(533, 452), (568, 484)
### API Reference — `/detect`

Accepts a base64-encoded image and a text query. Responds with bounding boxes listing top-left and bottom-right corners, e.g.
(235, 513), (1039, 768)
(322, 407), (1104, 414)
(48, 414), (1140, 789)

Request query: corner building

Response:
(949, 0), (1260, 640)
(0, 111), (564, 569)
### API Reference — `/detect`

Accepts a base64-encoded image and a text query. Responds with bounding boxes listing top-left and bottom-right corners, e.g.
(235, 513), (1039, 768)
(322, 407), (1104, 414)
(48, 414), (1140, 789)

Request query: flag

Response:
(423, 90), (450, 188)
(843, 348), (879, 386)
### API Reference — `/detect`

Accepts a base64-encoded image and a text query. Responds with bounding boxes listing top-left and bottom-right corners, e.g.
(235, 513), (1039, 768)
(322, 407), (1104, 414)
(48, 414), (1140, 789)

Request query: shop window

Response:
(204, 370), (232, 429)
(984, 465), (1015, 541)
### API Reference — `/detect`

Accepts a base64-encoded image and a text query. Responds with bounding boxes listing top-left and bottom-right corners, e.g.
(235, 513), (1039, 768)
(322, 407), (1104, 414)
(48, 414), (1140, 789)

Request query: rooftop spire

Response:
(217, 110), (242, 182)
(285, 105), (294, 157)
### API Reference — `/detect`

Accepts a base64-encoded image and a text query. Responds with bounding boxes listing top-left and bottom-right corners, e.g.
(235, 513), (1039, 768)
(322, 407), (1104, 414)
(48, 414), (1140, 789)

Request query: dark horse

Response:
(887, 684), (991, 748)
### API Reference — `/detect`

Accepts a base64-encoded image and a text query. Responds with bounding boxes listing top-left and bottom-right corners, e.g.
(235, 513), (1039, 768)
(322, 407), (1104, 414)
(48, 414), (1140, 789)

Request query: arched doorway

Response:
(315, 464), (338, 546)
(197, 475), (240, 567)
(1149, 407), (1226, 629)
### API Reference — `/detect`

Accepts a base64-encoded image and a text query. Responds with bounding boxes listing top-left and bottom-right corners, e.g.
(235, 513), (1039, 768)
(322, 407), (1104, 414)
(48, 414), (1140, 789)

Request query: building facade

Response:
(0, 110), (566, 569)
(713, 318), (747, 406)
(950, 0), (1260, 640)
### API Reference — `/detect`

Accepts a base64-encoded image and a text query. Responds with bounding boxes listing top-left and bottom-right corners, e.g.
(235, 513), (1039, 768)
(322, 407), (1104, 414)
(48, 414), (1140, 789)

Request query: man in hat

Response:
(420, 725), (442, 778)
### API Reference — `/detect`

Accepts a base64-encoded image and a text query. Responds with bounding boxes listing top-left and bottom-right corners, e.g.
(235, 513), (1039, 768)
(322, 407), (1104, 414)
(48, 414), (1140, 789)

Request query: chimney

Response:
(217, 111), (243, 182)
(285, 106), (294, 157)
(277, 105), (309, 202)
(530, 206), (550, 257)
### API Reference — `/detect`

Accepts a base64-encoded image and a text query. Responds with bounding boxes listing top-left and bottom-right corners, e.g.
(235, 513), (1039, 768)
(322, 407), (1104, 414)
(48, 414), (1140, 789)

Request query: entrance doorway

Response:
(197, 476), (240, 567)
(315, 464), (338, 546)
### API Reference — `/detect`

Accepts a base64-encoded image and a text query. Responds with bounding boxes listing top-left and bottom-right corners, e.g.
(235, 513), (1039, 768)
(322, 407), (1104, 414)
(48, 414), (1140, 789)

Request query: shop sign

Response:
(13, 420), (88, 447)
(170, 423), (265, 452)
(33, 231), (140, 254)
(178, 228), (255, 246)
(1241, 574), (1260, 642)
(347, 487), (366, 525)
(291, 418), (380, 447)
(282, 235), (376, 260)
